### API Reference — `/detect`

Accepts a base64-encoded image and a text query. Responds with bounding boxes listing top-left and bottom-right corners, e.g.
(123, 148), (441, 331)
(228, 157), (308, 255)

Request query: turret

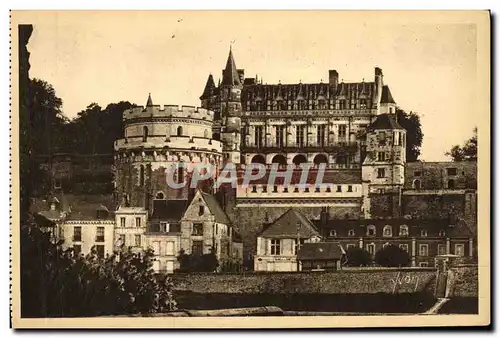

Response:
(379, 85), (397, 115)
(361, 114), (406, 218)
(220, 47), (243, 164)
(200, 74), (216, 109)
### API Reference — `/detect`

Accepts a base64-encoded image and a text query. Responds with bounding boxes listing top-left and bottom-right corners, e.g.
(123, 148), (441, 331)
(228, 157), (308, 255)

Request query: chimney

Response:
(375, 67), (383, 89)
(329, 70), (339, 88)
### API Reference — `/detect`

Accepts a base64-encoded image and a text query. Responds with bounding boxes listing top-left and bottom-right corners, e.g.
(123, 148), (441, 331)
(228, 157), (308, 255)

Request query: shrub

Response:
(345, 247), (372, 267)
(375, 244), (411, 267)
(21, 220), (177, 317)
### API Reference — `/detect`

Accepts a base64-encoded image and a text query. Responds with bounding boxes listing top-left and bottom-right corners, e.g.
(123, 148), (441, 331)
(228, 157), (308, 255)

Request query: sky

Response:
(23, 11), (479, 161)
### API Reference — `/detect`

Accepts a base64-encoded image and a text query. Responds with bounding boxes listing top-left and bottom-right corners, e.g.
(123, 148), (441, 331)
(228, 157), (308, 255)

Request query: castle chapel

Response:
(114, 48), (477, 258)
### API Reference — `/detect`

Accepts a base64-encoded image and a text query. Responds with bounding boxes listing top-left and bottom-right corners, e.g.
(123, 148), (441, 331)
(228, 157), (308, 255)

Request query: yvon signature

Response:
(390, 271), (420, 294)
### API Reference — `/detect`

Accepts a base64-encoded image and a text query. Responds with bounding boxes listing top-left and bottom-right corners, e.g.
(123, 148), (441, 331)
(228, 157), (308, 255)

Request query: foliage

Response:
(374, 245), (411, 267)
(445, 127), (477, 162)
(345, 247), (372, 267)
(21, 220), (177, 317)
(176, 248), (219, 273)
(396, 108), (424, 162)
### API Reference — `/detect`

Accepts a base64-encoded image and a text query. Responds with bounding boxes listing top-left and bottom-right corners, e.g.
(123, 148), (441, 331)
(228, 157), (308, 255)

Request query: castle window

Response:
(348, 229), (355, 237)
(399, 244), (409, 252)
(383, 225), (392, 237)
(177, 126), (183, 136)
(367, 225), (376, 236)
(318, 99), (326, 110)
(336, 185), (342, 192)
(329, 230), (337, 237)
(414, 171), (422, 177)
(120, 217), (126, 227)
(447, 179), (455, 189)
(296, 125), (306, 147)
(192, 223), (203, 236)
(297, 100), (305, 110)
(315, 186), (320, 192)
(413, 179), (421, 190)
(326, 186), (332, 193)
(283, 187), (289, 193)
(439, 230), (446, 237)
(338, 125), (347, 138)
(155, 191), (165, 199)
(360, 99), (367, 109)
(139, 165), (145, 186)
(252, 185), (257, 193)
(143, 126), (149, 142)
(317, 124), (326, 147)
(304, 187), (310, 193)
(255, 126), (263, 148)
(294, 186), (299, 193)
(377, 152), (386, 161)
(262, 186), (268, 193)
(177, 165), (184, 184)
(421, 230), (428, 237)
(135, 217), (141, 228)
(198, 205), (204, 216)
(339, 100), (346, 110)
(378, 131), (387, 145)
(347, 185), (353, 192)
(377, 168), (386, 178)
(276, 125), (285, 148)
(273, 186), (278, 193)
(399, 225), (409, 236)
(419, 244), (429, 256)
(447, 168), (457, 176)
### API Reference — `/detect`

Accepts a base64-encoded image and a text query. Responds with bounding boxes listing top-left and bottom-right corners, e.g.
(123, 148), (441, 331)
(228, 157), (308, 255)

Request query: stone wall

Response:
(171, 268), (437, 295)
(402, 194), (466, 219)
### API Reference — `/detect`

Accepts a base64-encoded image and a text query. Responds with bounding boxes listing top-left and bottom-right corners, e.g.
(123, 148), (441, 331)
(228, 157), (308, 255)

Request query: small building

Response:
(254, 208), (322, 272)
(297, 242), (345, 271)
(180, 189), (236, 270)
(114, 206), (148, 253)
(145, 199), (187, 273)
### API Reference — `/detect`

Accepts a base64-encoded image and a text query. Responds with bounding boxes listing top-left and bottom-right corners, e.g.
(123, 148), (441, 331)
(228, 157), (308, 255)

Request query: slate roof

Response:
(381, 85), (396, 104)
(366, 113), (404, 131)
(200, 190), (232, 224)
(315, 218), (472, 238)
(297, 242), (345, 261)
(151, 199), (188, 222)
(221, 48), (241, 86)
(258, 208), (320, 239)
(200, 74), (216, 99)
(146, 93), (153, 106)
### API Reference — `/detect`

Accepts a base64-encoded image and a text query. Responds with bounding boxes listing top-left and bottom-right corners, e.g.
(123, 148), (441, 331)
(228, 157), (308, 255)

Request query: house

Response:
(297, 242), (345, 271)
(114, 206), (148, 253)
(180, 189), (235, 270)
(254, 208), (322, 272)
(145, 199), (187, 273)
(316, 214), (474, 267)
(62, 204), (115, 257)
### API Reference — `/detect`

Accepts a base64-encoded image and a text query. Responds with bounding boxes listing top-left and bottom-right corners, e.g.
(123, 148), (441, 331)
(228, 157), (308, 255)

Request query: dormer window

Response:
(383, 225), (392, 237)
(318, 99), (326, 110)
(421, 230), (428, 237)
(348, 229), (355, 237)
(439, 230), (446, 237)
(399, 225), (409, 236)
(329, 230), (337, 237)
(367, 225), (376, 236)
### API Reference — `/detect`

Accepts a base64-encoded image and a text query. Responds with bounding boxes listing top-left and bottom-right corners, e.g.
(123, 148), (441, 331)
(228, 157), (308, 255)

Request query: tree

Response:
(345, 247), (372, 267)
(21, 220), (177, 317)
(374, 244), (411, 267)
(396, 108), (423, 162)
(176, 248), (219, 272)
(445, 127), (477, 162)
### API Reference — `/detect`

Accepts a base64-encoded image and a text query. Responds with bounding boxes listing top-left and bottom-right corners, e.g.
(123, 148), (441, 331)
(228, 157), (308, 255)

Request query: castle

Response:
(111, 48), (477, 264)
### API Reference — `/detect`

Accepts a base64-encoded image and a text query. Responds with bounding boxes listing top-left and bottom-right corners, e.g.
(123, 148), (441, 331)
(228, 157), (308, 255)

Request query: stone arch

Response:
(413, 179), (421, 189)
(313, 153), (328, 165)
(271, 154), (287, 166)
(155, 191), (165, 200)
(251, 154), (266, 164)
(292, 154), (307, 166)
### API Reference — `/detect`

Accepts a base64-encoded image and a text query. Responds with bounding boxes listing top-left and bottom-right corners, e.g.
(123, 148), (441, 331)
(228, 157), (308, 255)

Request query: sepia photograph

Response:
(10, 10), (490, 328)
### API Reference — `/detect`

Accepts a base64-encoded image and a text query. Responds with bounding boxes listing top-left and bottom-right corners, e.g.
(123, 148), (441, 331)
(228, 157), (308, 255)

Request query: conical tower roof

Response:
(200, 74), (216, 99)
(146, 93), (153, 107)
(221, 47), (241, 86)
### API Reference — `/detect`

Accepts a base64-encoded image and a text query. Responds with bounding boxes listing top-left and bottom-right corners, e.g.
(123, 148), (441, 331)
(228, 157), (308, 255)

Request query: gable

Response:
(259, 209), (320, 239)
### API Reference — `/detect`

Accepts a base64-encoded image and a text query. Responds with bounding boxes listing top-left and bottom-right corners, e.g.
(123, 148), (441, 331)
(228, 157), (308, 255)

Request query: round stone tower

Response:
(114, 94), (223, 210)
